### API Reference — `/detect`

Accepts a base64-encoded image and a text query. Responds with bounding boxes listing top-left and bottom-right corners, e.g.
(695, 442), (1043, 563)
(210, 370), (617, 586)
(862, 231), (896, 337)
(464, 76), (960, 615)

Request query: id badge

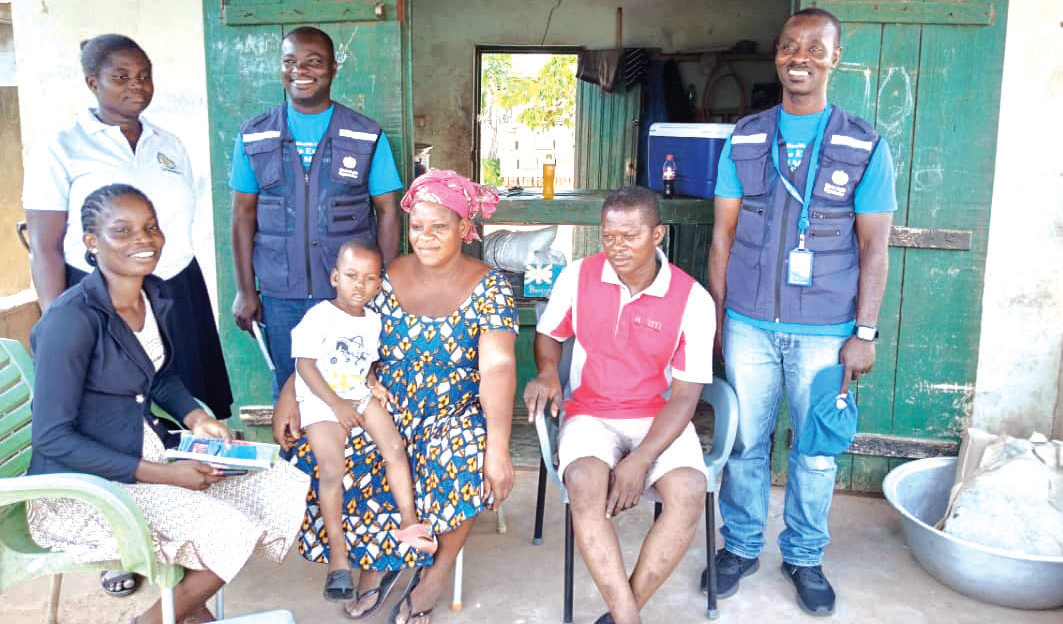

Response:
(788, 248), (814, 286)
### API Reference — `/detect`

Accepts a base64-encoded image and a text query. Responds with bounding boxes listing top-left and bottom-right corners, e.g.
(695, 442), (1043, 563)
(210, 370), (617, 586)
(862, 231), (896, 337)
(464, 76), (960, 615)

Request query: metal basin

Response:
(882, 457), (1063, 609)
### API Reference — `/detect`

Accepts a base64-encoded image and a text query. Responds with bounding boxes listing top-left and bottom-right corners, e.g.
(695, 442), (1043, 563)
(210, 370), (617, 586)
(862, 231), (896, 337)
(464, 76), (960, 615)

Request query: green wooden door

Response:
(571, 81), (641, 259)
(770, 0), (1009, 490)
(201, 0), (413, 415)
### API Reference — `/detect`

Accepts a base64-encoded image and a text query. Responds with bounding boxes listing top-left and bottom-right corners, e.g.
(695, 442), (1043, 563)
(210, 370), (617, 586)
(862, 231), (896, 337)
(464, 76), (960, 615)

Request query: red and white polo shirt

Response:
(537, 249), (715, 420)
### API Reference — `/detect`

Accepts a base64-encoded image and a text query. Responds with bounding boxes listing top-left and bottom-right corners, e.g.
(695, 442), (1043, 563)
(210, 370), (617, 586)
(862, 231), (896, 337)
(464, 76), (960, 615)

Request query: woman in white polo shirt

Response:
(23, 37), (233, 443)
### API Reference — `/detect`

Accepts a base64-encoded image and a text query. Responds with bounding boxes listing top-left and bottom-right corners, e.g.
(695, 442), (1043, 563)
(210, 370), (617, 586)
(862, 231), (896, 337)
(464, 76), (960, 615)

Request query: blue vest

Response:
(240, 103), (382, 299)
(726, 105), (879, 325)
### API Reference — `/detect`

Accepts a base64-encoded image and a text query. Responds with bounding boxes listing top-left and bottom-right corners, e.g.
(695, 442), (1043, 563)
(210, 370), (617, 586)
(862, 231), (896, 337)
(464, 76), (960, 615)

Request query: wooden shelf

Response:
(492, 191), (713, 226)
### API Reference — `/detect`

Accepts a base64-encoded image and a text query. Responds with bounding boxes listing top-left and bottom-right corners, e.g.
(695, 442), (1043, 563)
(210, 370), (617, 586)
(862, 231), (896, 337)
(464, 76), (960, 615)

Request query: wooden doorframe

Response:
(471, 45), (583, 182)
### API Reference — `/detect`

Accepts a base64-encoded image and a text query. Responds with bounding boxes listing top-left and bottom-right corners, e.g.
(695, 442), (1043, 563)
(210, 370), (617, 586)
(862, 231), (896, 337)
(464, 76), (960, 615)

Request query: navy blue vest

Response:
(726, 105), (879, 325)
(240, 103), (382, 299)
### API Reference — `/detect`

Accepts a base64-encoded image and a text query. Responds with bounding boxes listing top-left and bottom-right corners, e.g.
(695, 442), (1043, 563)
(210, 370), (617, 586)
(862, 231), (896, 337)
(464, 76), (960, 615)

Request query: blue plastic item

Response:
(647, 123), (734, 198)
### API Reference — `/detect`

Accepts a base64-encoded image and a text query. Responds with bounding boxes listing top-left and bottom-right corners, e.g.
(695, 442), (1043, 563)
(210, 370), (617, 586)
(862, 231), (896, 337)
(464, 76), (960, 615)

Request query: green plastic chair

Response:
(0, 337), (183, 624)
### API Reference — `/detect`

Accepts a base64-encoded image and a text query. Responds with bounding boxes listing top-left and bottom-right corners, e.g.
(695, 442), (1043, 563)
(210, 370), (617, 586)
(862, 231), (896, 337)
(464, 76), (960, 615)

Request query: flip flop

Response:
(324, 568), (356, 602)
(387, 568), (434, 624)
(179, 606), (216, 624)
(594, 613), (615, 624)
(100, 570), (141, 598)
(393, 524), (438, 555)
(343, 568), (402, 620)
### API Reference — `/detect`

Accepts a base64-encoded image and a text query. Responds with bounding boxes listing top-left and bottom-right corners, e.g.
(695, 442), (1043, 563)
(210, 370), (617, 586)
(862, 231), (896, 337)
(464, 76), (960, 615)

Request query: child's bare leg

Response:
(305, 421), (350, 572)
(359, 398), (419, 527)
(360, 398), (437, 554)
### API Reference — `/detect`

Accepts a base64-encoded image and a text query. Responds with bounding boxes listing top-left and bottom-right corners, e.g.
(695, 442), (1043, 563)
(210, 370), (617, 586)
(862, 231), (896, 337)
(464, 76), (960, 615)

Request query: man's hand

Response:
(605, 451), (652, 518)
(232, 289), (262, 334)
(184, 409), (231, 443)
(523, 372), (563, 423)
(272, 384), (303, 452)
(839, 336), (876, 395)
(482, 446), (515, 509)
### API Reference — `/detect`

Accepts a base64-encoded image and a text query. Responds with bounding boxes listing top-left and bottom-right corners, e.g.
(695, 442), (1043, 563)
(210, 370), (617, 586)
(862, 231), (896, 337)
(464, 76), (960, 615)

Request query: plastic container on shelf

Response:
(647, 123), (735, 198)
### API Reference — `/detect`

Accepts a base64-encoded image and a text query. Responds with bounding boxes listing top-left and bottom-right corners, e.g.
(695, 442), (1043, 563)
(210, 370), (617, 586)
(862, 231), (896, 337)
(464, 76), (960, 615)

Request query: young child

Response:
(291, 239), (436, 602)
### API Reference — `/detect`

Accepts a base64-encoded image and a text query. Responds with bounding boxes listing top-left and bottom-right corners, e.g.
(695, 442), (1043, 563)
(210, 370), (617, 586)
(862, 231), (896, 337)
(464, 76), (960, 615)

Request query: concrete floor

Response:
(2, 465), (1061, 624)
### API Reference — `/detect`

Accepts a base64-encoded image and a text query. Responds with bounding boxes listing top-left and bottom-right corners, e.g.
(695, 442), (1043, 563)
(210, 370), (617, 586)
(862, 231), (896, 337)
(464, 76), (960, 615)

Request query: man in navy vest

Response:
(707, 8), (896, 616)
(229, 26), (402, 399)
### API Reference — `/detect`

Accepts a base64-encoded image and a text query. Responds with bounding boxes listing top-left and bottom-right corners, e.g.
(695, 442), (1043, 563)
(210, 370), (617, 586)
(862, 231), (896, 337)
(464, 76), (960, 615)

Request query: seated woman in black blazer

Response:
(26, 183), (309, 624)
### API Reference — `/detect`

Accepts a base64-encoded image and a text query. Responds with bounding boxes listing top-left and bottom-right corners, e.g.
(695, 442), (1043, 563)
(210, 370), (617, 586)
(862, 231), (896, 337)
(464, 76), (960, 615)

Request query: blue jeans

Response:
(261, 296), (323, 399)
(718, 316), (848, 566)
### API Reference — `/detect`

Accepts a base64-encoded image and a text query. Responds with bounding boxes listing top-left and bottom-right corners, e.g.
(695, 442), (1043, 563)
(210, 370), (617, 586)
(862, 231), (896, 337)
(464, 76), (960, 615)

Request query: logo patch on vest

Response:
(338, 156), (360, 179)
(823, 170), (849, 198)
(156, 152), (179, 174)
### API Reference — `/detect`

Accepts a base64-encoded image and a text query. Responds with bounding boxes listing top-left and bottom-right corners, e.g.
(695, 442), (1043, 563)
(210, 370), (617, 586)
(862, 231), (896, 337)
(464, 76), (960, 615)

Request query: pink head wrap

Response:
(399, 169), (500, 241)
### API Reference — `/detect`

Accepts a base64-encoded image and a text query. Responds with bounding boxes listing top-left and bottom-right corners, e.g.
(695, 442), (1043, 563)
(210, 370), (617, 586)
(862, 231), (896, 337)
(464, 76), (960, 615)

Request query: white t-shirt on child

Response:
(291, 301), (382, 428)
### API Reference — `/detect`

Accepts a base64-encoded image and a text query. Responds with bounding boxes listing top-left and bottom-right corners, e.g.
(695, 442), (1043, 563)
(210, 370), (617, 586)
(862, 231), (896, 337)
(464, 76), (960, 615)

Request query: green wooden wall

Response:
(202, 0), (414, 414)
(571, 80), (641, 259)
(770, 0), (1009, 491)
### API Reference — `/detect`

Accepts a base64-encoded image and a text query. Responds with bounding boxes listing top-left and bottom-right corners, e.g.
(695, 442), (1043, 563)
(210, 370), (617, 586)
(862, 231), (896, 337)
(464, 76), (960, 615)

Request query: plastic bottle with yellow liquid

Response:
(542, 155), (556, 200)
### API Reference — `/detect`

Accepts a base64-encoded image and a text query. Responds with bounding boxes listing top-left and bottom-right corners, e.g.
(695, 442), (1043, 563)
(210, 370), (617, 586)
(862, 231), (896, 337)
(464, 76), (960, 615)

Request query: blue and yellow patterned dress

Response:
(294, 269), (517, 570)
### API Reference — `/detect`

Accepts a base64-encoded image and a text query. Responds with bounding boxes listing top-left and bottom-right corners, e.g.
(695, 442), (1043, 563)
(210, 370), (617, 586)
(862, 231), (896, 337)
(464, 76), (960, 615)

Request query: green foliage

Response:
(513, 56), (577, 131)
(481, 53), (577, 132)
(480, 54), (514, 113)
(482, 155), (503, 186)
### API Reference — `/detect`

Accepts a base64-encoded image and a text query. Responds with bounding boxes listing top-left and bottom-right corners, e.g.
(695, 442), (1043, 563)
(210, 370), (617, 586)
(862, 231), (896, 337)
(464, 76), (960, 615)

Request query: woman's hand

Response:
(168, 460), (223, 490)
(368, 381), (396, 406)
(482, 446), (515, 509)
(330, 398), (362, 431)
(184, 408), (231, 442)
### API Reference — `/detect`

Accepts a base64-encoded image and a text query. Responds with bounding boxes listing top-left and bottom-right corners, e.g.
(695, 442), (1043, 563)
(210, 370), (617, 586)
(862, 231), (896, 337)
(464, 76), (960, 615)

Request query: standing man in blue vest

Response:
(230, 26), (402, 399)
(706, 8), (896, 616)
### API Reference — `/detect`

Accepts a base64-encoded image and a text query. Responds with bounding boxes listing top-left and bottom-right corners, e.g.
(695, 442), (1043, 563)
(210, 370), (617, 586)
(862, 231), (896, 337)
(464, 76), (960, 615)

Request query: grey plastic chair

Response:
(530, 337), (739, 622)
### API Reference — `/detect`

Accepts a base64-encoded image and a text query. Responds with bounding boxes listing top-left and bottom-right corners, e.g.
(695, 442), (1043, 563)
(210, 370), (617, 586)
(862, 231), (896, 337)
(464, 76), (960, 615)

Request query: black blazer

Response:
(27, 270), (202, 483)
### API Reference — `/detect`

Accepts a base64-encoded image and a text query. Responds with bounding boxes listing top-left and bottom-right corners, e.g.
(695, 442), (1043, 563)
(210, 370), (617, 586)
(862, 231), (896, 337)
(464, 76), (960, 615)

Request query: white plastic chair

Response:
(530, 336), (739, 621)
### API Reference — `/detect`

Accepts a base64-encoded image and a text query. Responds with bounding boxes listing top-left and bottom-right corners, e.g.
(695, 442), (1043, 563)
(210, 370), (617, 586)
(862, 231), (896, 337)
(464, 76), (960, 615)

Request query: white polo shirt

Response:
(23, 109), (197, 279)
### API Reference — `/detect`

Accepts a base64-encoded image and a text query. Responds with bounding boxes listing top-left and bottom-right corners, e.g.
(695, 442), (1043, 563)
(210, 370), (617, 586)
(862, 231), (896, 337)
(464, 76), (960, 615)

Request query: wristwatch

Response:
(854, 325), (879, 341)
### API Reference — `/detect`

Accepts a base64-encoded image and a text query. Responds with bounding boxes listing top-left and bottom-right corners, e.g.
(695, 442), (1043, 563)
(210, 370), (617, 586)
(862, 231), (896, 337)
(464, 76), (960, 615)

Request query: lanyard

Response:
(770, 105), (832, 248)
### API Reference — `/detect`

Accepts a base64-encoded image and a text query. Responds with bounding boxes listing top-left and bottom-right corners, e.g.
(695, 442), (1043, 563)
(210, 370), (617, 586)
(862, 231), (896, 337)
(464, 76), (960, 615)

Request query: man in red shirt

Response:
(525, 186), (715, 624)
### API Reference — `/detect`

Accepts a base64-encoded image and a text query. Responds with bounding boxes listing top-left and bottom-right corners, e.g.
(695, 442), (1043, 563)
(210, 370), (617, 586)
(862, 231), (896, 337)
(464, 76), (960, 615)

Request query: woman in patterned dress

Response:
(280, 170), (518, 624)
(27, 184), (309, 624)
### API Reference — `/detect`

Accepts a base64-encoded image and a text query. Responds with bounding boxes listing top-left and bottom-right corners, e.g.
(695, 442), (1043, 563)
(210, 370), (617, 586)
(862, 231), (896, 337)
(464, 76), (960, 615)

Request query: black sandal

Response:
(324, 568), (355, 602)
(343, 568), (401, 619)
(100, 570), (142, 598)
(387, 568), (434, 624)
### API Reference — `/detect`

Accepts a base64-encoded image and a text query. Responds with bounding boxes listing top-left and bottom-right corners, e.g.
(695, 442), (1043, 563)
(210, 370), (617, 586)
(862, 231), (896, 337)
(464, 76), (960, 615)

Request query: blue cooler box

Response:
(647, 123), (735, 198)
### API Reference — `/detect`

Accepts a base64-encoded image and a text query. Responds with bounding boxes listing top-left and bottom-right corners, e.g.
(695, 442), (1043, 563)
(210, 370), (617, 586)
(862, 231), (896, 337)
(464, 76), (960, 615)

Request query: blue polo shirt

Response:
(715, 107), (897, 336)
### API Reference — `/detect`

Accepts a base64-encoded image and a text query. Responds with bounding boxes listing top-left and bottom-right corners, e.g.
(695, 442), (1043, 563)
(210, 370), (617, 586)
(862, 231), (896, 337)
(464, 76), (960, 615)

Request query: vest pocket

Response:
(725, 244), (762, 314)
(329, 136), (374, 186)
(800, 252), (859, 321)
(811, 152), (866, 204)
(730, 142), (771, 196)
(735, 197), (769, 247)
(256, 195), (289, 235)
(806, 204), (856, 254)
(326, 195), (372, 235)
(252, 233), (290, 292)
(244, 137), (283, 190)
